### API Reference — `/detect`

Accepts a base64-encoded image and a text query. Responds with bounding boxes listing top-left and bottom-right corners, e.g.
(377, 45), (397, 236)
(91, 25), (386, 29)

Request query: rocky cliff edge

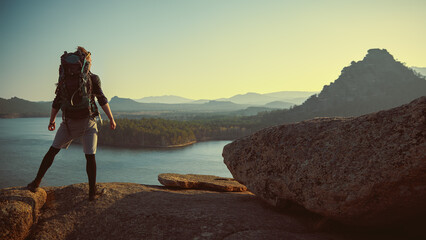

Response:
(1, 182), (419, 240)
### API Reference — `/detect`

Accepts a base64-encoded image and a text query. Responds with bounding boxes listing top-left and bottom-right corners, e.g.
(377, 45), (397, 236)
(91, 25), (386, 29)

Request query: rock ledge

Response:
(158, 173), (247, 192)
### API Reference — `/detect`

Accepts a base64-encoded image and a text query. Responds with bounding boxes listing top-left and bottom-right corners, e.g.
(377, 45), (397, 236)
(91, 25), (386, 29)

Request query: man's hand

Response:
(101, 103), (116, 130)
(48, 122), (56, 131)
(110, 119), (116, 130)
(48, 108), (59, 131)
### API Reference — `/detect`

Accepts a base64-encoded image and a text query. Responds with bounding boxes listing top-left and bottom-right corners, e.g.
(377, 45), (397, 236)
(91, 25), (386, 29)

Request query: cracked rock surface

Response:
(0, 187), (47, 240)
(223, 97), (426, 227)
(1, 182), (417, 239)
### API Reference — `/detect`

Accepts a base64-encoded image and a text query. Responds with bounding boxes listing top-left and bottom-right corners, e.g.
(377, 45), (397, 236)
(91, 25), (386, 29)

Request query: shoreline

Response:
(94, 140), (199, 149)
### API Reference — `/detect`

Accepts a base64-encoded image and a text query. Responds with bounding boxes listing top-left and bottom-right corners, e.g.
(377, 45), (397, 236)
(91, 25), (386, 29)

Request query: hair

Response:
(77, 46), (89, 55)
(77, 46), (91, 60)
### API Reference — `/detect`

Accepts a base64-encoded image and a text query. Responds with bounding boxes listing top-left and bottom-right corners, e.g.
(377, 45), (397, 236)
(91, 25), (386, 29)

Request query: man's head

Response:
(77, 46), (91, 70)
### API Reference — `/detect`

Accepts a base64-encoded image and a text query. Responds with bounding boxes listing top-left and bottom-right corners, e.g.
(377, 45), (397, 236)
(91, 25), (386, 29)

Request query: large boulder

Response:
(223, 97), (426, 226)
(158, 173), (247, 192)
(0, 187), (47, 240)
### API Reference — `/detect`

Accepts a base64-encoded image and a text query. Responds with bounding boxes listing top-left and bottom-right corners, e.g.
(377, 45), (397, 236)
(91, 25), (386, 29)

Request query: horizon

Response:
(1, 0), (426, 101)
(2, 89), (320, 102)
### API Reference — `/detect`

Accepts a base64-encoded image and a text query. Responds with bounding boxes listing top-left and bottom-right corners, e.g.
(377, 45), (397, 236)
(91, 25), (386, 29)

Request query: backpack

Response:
(56, 50), (97, 119)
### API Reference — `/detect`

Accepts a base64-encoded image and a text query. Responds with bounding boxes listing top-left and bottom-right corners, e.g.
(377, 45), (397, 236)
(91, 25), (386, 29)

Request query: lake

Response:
(0, 118), (233, 189)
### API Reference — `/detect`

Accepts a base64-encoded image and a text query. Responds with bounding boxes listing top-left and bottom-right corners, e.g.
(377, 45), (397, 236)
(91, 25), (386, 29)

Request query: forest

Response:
(98, 118), (196, 148)
(97, 117), (262, 148)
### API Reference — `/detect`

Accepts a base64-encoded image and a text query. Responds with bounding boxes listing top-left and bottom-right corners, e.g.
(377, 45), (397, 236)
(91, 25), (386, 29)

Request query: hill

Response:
(109, 97), (292, 118)
(214, 91), (316, 105)
(109, 97), (251, 113)
(0, 97), (51, 118)
(263, 91), (319, 104)
(216, 92), (278, 105)
(257, 49), (426, 126)
(135, 95), (194, 104)
(0, 96), (290, 119)
(264, 101), (295, 109)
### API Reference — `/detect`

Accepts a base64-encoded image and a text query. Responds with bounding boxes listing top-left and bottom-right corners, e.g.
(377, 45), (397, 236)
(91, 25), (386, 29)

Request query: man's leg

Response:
(85, 154), (97, 201)
(82, 118), (98, 200)
(27, 146), (60, 192)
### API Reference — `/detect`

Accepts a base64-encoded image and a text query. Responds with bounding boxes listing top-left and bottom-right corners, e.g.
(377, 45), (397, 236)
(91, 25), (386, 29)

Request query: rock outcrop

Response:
(223, 97), (426, 226)
(0, 187), (47, 240)
(25, 183), (346, 240)
(260, 49), (426, 128)
(158, 173), (247, 192)
(1, 182), (419, 239)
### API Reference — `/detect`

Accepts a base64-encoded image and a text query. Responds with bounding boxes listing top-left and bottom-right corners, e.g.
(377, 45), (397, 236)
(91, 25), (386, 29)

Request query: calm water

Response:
(0, 118), (233, 189)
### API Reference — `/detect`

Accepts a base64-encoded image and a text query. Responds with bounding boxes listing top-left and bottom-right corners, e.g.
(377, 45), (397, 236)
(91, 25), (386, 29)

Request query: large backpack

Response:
(56, 50), (97, 119)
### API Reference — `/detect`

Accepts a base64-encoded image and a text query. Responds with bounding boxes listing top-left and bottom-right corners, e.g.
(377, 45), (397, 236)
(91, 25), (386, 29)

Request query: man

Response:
(27, 46), (116, 201)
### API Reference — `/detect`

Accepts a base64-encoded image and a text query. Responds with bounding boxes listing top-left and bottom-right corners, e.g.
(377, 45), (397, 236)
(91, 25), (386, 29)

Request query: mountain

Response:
(216, 92), (277, 105)
(259, 48), (426, 126)
(109, 97), (251, 113)
(0, 95), (293, 119)
(135, 95), (194, 104)
(264, 91), (319, 104)
(191, 99), (210, 104)
(0, 97), (51, 118)
(411, 67), (426, 77)
(134, 91), (317, 106)
(264, 101), (295, 109)
(109, 96), (146, 111)
(215, 91), (317, 105)
(264, 91), (318, 99)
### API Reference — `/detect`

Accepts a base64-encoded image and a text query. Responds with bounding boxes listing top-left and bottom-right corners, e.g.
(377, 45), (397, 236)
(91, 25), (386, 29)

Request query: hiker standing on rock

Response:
(27, 46), (116, 201)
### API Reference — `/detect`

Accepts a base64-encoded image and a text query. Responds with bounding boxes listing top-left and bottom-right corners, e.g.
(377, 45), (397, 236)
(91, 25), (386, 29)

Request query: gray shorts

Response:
(52, 118), (98, 154)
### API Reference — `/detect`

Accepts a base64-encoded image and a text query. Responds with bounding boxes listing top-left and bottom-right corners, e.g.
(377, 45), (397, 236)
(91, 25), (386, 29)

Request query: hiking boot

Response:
(27, 180), (40, 192)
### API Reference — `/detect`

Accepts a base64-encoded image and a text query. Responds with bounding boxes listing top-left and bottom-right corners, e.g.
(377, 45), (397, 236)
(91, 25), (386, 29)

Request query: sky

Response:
(0, 0), (425, 101)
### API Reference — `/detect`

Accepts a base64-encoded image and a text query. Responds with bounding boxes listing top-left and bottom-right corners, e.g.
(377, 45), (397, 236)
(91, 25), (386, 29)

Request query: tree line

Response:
(97, 117), (262, 148)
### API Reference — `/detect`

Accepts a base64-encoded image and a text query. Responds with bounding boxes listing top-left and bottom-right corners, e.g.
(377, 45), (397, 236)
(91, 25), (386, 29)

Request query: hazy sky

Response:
(1, 0), (425, 101)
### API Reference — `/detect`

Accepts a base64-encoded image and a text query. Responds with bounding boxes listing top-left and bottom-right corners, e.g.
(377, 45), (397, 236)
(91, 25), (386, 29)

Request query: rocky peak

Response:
(363, 48), (396, 63)
(297, 49), (426, 118)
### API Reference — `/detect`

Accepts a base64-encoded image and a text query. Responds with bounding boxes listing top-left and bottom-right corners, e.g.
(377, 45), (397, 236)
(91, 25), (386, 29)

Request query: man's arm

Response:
(101, 103), (116, 130)
(91, 74), (116, 130)
(48, 107), (59, 131)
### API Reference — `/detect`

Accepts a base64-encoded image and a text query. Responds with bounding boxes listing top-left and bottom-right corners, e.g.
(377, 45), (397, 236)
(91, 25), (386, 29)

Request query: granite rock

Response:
(0, 187), (47, 240)
(26, 183), (340, 240)
(0, 182), (415, 239)
(223, 97), (426, 226)
(158, 173), (247, 192)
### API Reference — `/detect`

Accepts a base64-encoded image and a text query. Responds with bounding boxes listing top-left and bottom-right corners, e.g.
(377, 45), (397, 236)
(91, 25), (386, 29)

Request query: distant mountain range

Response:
(108, 96), (296, 116)
(411, 67), (426, 77)
(134, 91), (316, 105)
(0, 92), (303, 118)
(0, 97), (51, 118)
(135, 95), (194, 104)
(109, 91), (318, 116)
(259, 49), (426, 126)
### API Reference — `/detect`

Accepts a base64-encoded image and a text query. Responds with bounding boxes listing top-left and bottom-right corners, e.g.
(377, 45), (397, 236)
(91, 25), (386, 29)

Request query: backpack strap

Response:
(81, 58), (87, 74)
